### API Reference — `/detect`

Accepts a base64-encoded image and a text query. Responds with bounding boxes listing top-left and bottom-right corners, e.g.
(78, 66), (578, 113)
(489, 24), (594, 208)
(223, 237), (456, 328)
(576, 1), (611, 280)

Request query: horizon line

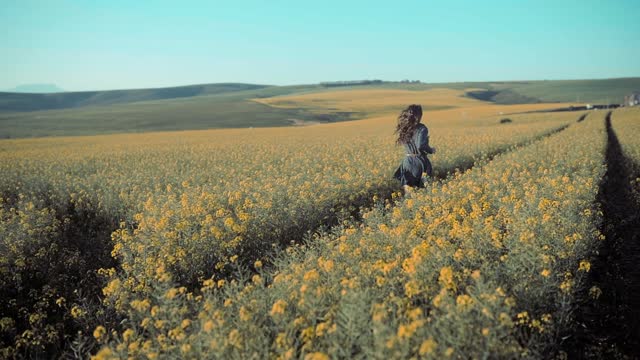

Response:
(4, 75), (640, 94)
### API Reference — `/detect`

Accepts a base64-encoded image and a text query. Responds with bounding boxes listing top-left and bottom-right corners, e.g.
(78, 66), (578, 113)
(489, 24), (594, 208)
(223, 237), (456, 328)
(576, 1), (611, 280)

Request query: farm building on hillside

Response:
(623, 92), (640, 107)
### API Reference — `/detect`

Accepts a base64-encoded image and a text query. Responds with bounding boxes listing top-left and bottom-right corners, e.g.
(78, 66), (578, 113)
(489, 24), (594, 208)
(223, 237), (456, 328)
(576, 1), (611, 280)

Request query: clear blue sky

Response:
(2, 0), (639, 91)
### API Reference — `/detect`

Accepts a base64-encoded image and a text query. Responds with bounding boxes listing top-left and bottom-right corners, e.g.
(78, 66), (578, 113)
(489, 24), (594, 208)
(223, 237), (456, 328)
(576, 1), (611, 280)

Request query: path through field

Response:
(0, 109), (588, 357)
(566, 112), (640, 358)
(300, 120), (574, 248)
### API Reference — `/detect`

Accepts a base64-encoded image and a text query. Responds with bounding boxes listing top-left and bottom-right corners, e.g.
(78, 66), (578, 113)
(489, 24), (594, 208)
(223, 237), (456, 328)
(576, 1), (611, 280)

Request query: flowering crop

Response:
(0, 108), (585, 357)
(91, 111), (611, 359)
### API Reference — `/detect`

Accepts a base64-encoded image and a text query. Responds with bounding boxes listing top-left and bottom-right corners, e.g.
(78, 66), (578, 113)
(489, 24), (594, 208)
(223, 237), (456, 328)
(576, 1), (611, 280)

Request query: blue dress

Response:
(393, 124), (434, 187)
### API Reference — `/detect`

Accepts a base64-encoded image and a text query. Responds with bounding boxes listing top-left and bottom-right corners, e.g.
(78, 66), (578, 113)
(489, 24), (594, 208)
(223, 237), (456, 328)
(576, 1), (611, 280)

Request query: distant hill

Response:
(1, 78), (639, 139)
(0, 84), (356, 138)
(0, 83), (270, 112)
(7, 84), (65, 93)
(465, 78), (640, 104)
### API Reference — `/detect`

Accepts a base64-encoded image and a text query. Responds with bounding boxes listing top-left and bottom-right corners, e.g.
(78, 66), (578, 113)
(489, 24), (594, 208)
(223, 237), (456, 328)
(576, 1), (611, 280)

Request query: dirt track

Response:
(566, 111), (640, 358)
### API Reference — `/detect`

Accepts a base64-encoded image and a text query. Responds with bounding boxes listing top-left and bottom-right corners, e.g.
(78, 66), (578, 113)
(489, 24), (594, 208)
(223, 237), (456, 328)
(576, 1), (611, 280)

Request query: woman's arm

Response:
(418, 125), (436, 155)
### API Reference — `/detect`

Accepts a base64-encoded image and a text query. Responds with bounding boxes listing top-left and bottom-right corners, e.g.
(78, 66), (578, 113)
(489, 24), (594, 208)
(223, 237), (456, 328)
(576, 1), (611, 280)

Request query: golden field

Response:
(92, 110), (609, 359)
(253, 87), (579, 122)
(1, 87), (638, 358)
(613, 107), (640, 177)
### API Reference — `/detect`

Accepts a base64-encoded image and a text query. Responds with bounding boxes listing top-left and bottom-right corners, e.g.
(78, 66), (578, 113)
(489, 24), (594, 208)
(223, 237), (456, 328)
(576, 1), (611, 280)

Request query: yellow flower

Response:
(498, 312), (512, 326)
(128, 341), (140, 352)
(224, 217), (235, 228)
(203, 320), (215, 333)
(275, 332), (288, 349)
(141, 318), (151, 329)
(228, 329), (242, 348)
(419, 337), (438, 355)
(456, 294), (474, 310)
(303, 269), (320, 282)
(560, 279), (573, 293)
(471, 270), (481, 280)
(70, 305), (86, 319)
(304, 352), (329, 360)
(404, 280), (421, 298)
(239, 306), (251, 322)
(122, 328), (135, 342)
(93, 326), (106, 341)
(578, 260), (591, 272)
(444, 347), (454, 357)
(402, 257), (418, 275)
(154, 320), (166, 329)
(130, 299), (151, 312)
(438, 266), (455, 290)
(541, 269), (551, 277)
(91, 347), (114, 360)
(270, 299), (287, 317)
(372, 303), (386, 323)
(397, 320), (423, 339)
(432, 288), (448, 309)
(318, 258), (334, 272)
(315, 322), (330, 337)
(516, 311), (529, 324)
(165, 288), (179, 300)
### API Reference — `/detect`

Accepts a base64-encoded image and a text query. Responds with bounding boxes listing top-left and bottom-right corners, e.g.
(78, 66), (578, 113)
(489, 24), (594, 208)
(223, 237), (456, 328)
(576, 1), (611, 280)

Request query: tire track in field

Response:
(328, 122), (572, 225)
(252, 117), (578, 277)
(565, 111), (640, 359)
(433, 122), (570, 181)
(257, 116), (580, 291)
(577, 113), (588, 122)
(320, 116), (576, 233)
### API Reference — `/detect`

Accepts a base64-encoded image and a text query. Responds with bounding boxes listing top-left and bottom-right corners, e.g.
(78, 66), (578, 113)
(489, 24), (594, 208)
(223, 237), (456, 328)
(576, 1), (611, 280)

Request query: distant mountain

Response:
(7, 84), (65, 93)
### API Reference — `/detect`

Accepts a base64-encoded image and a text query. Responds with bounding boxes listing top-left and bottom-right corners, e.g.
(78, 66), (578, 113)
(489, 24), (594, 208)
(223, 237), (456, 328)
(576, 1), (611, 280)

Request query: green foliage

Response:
(0, 197), (117, 358)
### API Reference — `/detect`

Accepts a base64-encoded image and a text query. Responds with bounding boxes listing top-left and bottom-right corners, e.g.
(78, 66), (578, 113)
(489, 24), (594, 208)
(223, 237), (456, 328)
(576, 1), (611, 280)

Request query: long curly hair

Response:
(395, 104), (423, 145)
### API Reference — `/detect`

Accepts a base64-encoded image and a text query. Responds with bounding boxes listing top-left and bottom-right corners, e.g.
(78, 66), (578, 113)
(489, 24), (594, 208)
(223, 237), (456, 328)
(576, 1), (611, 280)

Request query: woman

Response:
(393, 104), (436, 193)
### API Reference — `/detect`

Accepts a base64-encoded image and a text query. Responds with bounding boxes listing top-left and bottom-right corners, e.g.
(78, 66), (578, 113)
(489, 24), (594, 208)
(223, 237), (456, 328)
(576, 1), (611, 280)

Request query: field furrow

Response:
(567, 108), (640, 358)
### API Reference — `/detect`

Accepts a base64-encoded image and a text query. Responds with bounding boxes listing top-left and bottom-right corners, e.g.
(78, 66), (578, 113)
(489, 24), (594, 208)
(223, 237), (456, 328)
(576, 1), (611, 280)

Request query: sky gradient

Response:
(2, 0), (639, 91)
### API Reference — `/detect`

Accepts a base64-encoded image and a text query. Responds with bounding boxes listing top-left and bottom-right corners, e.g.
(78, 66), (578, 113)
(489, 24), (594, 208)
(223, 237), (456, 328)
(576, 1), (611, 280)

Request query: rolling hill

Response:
(465, 78), (640, 104)
(0, 83), (271, 112)
(1, 78), (638, 138)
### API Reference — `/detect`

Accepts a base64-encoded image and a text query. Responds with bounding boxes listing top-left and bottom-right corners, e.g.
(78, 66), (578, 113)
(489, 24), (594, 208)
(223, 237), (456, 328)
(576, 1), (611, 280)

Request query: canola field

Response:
(1, 92), (639, 359)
